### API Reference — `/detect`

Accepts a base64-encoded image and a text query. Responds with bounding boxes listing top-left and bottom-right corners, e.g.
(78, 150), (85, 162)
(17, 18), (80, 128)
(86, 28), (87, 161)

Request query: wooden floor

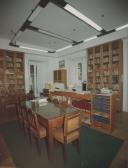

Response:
(0, 112), (128, 168)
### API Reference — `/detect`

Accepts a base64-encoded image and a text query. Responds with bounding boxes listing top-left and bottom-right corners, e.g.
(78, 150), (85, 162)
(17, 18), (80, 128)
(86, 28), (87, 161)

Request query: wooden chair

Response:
(53, 112), (81, 162)
(28, 108), (47, 155)
(22, 106), (30, 135)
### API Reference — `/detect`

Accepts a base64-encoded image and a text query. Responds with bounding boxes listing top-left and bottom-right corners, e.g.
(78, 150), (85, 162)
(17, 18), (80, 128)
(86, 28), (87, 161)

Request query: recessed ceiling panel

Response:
(66, 0), (128, 31)
(18, 29), (70, 50)
(31, 2), (97, 42)
(0, 0), (38, 39)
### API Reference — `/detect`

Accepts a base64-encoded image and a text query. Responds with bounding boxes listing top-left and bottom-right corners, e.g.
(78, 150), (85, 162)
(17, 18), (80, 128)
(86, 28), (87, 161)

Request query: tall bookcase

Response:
(0, 49), (25, 96)
(0, 49), (25, 123)
(87, 39), (123, 111)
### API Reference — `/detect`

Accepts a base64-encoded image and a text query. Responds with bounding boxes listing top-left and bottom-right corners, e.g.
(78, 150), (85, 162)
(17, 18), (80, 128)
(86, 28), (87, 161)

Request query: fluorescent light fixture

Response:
(64, 4), (103, 31)
(28, 6), (42, 21)
(19, 45), (48, 53)
(84, 36), (97, 42)
(56, 45), (72, 52)
(116, 24), (128, 31)
(38, 29), (73, 43)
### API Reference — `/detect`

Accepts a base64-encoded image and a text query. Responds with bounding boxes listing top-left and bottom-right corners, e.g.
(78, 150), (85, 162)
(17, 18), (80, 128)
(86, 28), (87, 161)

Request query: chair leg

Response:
(63, 143), (67, 163)
(34, 137), (41, 156)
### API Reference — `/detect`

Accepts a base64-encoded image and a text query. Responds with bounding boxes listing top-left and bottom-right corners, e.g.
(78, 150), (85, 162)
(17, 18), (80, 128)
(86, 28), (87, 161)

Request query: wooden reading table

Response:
(24, 101), (79, 161)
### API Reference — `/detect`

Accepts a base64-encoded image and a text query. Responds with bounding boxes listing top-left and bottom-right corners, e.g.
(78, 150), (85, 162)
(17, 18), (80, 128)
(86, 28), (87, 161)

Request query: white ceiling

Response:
(0, 0), (128, 51)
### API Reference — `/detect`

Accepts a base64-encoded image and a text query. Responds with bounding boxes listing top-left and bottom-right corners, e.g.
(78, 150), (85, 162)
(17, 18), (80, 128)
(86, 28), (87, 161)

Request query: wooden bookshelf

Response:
(0, 49), (25, 95)
(0, 49), (25, 123)
(87, 39), (123, 111)
(92, 94), (116, 132)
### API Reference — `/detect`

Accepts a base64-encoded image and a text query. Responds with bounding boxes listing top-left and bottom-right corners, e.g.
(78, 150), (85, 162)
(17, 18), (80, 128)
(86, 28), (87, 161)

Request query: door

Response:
(29, 62), (38, 96)
(28, 61), (48, 97)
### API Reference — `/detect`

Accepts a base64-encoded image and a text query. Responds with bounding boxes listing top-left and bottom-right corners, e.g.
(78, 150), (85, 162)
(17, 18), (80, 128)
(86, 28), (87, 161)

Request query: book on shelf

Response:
(93, 115), (110, 124)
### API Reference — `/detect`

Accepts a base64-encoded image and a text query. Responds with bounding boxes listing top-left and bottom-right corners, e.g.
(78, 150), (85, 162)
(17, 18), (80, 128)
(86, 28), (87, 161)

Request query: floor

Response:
(110, 112), (128, 168)
(0, 112), (128, 168)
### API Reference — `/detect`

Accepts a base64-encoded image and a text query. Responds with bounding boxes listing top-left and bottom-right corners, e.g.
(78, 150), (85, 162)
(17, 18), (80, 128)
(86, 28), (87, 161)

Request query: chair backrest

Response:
(64, 112), (81, 136)
(27, 108), (40, 136)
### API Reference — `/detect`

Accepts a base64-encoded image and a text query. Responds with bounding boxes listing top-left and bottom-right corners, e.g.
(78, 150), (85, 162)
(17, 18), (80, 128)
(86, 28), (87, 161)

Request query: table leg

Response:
(48, 121), (53, 161)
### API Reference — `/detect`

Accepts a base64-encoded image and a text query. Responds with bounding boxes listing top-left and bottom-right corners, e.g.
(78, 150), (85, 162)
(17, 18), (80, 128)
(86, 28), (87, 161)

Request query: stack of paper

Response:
(38, 98), (48, 106)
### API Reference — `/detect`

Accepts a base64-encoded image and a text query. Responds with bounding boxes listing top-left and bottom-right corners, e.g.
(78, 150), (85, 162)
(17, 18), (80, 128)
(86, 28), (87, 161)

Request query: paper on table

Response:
(38, 98), (48, 103)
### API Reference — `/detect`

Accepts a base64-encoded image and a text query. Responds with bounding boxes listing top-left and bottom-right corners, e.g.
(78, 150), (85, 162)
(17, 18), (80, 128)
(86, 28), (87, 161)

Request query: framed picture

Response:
(59, 60), (65, 68)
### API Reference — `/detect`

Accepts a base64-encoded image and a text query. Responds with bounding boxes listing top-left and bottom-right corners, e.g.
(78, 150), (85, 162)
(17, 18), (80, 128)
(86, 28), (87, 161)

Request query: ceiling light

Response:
(19, 45), (48, 53)
(116, 24), (128, 31)
(64, 4), (103, 31)
(38, 29), (73, 43)
(84, 36), (97, 42)
(28, 6), (42, 21)
(56, 45), (72, 52)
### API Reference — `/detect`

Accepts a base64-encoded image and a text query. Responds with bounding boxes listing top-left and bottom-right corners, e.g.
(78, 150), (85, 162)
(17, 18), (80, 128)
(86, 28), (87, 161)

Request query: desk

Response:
(24, 101), (79, 161)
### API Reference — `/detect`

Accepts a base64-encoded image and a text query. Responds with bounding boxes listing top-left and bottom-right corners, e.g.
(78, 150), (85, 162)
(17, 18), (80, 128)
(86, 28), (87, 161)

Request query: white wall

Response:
(59, 51), (87, 86)
(25, 53), (58, 94)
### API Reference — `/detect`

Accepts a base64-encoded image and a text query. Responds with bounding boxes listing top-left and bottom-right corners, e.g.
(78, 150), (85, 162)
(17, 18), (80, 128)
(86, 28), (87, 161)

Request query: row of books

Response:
(72, 99), (91, 111)
(93, 96), (110, 112)
(92, 115), (110, 124)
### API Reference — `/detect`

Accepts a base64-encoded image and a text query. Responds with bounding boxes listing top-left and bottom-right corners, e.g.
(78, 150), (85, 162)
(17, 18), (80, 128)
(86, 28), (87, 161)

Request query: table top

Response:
(23, 101), (77, 120)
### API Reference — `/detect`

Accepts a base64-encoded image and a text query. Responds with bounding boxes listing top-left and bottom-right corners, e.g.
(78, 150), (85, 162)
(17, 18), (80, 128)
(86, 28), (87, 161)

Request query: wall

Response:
(58, 51), (87, 90)
(24, 53), (58, 94)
